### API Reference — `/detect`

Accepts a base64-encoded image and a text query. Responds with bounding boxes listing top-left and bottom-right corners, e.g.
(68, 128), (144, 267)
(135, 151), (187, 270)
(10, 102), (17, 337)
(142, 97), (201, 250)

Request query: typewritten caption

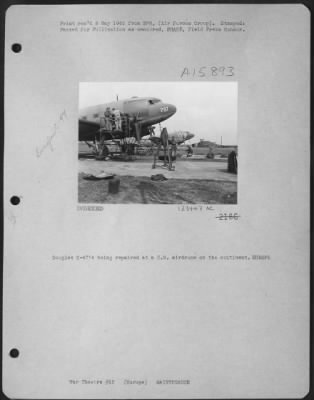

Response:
(53, 254), (271, 262)
(69, 378), (190, 385)
(59, 19), (246, 33)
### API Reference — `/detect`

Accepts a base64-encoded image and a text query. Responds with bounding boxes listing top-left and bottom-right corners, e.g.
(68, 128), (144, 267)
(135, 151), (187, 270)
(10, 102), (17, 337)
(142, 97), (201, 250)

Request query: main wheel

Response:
(95, 145), (109, 160)
(158, 155), (176, 161)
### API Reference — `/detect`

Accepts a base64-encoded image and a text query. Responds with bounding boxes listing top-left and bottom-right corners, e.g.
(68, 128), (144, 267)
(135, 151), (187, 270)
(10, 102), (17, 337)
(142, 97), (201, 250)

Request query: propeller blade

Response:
(135, 122), (141, 142)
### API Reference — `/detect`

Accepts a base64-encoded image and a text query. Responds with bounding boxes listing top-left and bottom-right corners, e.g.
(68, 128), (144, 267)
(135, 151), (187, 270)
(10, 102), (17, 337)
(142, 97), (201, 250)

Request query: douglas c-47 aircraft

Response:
(79, 96), (177, 149)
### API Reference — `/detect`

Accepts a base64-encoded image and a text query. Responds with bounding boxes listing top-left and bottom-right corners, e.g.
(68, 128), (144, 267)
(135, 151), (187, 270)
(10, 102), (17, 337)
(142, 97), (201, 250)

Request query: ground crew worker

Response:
(104, 107), (112, 131)
(112, 108), (122, 130)
(110, 108), (115, 130)
(124, 114), (133, 138)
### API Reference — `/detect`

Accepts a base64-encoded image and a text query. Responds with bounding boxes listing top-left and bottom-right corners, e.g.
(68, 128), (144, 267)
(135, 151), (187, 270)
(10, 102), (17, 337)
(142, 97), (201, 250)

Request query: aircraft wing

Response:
(79, 119), (100, 141)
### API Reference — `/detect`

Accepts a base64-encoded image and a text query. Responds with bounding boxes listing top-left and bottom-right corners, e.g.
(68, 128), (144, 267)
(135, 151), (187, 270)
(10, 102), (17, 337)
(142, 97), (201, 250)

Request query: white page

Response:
(3, 4), (310, 399)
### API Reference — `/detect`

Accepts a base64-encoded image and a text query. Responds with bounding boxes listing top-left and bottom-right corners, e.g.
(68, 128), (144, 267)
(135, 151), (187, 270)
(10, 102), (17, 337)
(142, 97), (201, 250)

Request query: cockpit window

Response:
(148, 99), (161, 105)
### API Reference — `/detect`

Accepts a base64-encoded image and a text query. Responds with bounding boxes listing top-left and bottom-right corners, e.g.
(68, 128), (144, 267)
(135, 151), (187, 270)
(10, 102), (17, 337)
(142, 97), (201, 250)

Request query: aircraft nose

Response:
(168, 104), (177, 115)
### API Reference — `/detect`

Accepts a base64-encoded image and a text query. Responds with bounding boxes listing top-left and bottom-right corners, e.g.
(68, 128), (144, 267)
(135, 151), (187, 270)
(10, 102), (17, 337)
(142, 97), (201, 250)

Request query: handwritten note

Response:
(36, 110), (67, 158)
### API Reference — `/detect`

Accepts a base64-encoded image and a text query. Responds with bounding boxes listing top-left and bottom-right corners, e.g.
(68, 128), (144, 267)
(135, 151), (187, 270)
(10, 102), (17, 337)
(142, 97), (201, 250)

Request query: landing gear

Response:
(94, 130), (110, 160)
(93, 115), (138, 161)
(95, 144), (109, 160)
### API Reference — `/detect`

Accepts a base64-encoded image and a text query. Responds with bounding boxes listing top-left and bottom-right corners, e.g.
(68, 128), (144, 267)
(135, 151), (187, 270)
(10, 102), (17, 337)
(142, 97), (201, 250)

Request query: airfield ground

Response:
(78, 157), (237, 204)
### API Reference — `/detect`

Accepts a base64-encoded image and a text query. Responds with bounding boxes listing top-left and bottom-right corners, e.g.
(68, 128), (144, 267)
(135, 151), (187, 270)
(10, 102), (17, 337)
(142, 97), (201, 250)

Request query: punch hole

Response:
(11, 43), (22, 53)
(10, 196), (20, 205)
(9, 348), (19, 358)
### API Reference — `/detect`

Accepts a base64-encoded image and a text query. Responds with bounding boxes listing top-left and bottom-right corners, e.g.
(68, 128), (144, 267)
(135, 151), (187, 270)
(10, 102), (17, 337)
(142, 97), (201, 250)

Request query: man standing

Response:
(104, 107), (112, 131)
(112, 108), (122, 130)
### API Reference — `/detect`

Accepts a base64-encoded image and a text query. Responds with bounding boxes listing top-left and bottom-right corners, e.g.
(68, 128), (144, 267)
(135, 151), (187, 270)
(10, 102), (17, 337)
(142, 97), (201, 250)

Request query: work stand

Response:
(151, 127), (177, 171)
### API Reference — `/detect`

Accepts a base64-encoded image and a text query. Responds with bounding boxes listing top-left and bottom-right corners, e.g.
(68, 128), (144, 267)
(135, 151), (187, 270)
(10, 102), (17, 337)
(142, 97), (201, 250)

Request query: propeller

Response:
(134, 122), (142, 142)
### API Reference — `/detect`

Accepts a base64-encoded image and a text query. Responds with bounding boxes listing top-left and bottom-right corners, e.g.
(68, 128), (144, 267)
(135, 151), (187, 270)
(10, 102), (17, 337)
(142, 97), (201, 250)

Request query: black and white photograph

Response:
(3, 3), (310, 399)
(78, 82), (238, 204)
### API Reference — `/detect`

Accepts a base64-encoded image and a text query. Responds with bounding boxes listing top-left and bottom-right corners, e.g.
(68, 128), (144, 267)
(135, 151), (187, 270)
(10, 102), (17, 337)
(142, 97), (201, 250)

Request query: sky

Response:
(79, 82), (238, 144)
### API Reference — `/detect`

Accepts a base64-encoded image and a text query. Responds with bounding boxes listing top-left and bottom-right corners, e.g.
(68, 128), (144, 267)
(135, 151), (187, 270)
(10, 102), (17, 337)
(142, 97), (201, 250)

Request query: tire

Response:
(158, 155), (176, 162)
(101, 145), (109, 157)
(95, 145), (109, 160)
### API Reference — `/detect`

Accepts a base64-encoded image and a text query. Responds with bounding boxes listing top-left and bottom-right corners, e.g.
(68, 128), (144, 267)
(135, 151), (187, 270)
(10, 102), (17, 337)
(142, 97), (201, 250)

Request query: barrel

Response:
(108, 178), (120, 194)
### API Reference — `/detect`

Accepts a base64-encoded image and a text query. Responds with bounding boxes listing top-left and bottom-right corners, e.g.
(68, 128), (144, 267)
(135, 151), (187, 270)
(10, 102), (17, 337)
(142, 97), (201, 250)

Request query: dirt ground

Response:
(78, 157), (237, 182)
(78, 174), (237, 204)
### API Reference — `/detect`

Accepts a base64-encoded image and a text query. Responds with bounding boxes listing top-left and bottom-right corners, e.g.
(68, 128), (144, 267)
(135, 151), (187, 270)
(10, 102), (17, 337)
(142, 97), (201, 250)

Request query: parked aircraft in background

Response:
(138, 131), (194, 147)
(165, 130), (194, 144)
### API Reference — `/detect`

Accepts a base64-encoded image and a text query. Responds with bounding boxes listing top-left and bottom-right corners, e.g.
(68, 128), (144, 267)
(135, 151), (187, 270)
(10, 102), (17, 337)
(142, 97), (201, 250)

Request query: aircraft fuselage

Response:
(79, 97), (177, 142)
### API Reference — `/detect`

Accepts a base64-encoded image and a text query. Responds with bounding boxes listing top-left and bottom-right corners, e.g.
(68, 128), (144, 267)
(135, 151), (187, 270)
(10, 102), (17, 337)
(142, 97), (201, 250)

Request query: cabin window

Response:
(82, 116), (87, 120)
(93, 113), (99, 118)
(148, 99), (161, 105)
